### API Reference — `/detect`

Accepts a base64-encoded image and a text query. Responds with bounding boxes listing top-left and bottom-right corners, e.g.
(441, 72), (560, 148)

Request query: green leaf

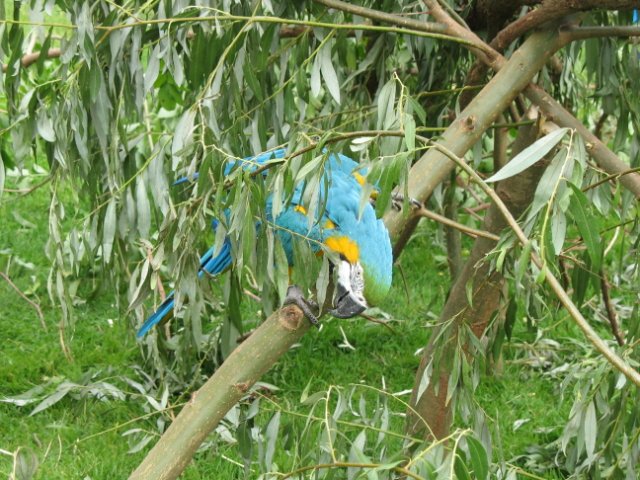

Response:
(584, 401), (597, 461)
(102, 199), (117, 263)
(135, 179), (150, 239)
(377, 79), (396, 130)
(466, 436), (489, 480)
(0, 151), (4, 199)
(403, 112), (416, 152)
(310, 54), (321, 98)
(319, 42), (340, 104)
(486, 128), (568, 183)
(454, 453), (472, 480)
(568, 183), (602, 272)
(551, 208), (566, 255)
(515, 242), (533, 285)
(263, 411), (280, 469)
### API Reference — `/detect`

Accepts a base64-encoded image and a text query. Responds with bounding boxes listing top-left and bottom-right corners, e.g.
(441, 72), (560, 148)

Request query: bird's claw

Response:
(284, 285), (321, 328)
(391, 192), (423, 211)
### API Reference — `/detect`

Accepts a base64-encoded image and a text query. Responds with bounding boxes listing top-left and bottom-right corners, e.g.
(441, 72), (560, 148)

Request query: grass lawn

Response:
(0, 182), (575, 479)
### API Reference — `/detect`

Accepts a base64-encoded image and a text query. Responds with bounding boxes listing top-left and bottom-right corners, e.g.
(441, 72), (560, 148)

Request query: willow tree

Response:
(2, 0), (640, 478)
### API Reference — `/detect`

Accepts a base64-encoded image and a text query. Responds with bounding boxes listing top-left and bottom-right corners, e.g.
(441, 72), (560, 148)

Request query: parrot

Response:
(136, 149), (392, 338)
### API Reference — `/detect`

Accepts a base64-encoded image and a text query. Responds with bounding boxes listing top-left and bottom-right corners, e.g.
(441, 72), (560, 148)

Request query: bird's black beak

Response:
(329, 260), (367, 319)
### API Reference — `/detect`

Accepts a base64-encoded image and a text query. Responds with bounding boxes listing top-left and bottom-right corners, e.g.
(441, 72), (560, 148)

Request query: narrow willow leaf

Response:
(264, 411), (280, 469)
(515, 242), (533, 285)
(377, 80), (396, 130)
(319, 42), (340, 104)
(135, 179), (151, 239)
(446, 351), (460, 404)
(30, 382), (75, 416)
(551, 208), (567, 255)
(486, 128), (568, 183)
(528, 149), (570, 221)
(171, 109), (196, 169)
(466, 436), (489, 480)
(144, 46), (160, 93)
(315, 255), (330, 313)
(102, 199), (117, 263)
(584, 401), (597, 461)
(454, 453), (472, 480)
(0, 152), (4, 199)
(36, 111), (55, 142)
(568, 183), (602, 272)
(416, 360), (433, 402)
(295, 155), (324, 182)
(310, 54), (321, 97)
(403, 112), (416, 152)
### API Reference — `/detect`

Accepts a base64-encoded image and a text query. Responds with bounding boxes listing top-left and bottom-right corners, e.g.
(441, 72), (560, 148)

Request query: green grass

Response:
(0, 184), (575, 479)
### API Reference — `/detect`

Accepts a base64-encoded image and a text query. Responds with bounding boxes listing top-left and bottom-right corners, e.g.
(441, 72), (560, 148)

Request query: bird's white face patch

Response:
(336, 260), (366, 303)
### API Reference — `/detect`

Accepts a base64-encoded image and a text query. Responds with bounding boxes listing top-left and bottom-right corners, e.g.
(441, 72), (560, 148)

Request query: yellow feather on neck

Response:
(325, 236), (360, 264)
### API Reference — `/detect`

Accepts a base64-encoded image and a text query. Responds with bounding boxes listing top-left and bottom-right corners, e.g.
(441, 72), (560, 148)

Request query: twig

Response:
(582, 166), (640, 192)
(315, 0), (446, 34)
(560, 25), (640, 42)
(280, 461), (425, 480)
(3, 175), (53, 196)
(414, 207), (500, 241)
(359, 312), (397, 334)
(600, 269), (625, 346)
(0, 271), (47, 331)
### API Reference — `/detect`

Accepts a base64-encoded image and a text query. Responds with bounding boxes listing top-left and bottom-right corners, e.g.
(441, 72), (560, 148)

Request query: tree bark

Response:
(130, 305), (309, 480)
(406, 117), (550, 441)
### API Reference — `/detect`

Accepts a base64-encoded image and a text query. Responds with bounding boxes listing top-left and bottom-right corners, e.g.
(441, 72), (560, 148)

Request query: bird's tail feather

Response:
(136, 238), (233, 338)
(136, 292), (175, 338)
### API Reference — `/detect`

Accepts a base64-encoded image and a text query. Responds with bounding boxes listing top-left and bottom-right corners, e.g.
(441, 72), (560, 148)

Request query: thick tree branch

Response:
(491, 0), (640, 52)
(130, 305), (310, 480)
(383, 27), (565, 240)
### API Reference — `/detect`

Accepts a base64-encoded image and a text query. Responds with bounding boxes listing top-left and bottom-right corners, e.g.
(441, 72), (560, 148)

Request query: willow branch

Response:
(281, 461), (424, 480)
(0, 15), (469, 45)
(582, 166), (640, 192)
(315, 0), (446, 34)
(314, 0), (497, 64)
(414, 207), (500, 241)
(560, 25), (640, 41)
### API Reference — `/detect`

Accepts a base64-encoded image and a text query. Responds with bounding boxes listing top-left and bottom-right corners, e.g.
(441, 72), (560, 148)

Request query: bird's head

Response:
(323, 214), (392, 319)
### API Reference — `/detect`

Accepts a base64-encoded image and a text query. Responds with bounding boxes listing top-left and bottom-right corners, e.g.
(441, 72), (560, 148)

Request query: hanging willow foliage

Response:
(2, 1), (640, 477)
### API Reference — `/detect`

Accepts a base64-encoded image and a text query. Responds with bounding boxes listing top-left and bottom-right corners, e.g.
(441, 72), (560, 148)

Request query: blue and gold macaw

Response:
(136, 149), (392, 337)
